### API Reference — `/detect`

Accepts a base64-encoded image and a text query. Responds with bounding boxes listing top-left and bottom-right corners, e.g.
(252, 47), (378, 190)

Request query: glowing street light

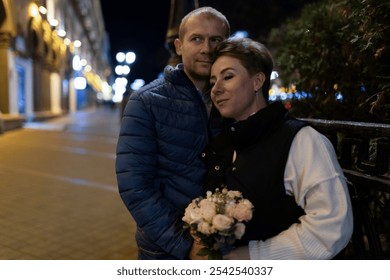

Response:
(116, 52), (125, 63)
(115, 65), (130, 76)
(125, 52), (136, 64)
(113, 51), (137, 103)
(116, 51), (136, 65)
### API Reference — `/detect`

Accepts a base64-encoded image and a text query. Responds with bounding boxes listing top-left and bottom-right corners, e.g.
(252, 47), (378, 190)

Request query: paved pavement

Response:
(0, 107), (138, 260)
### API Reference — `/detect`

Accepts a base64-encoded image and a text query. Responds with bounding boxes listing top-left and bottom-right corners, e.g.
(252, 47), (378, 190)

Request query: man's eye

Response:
(211, 38), (223, 43)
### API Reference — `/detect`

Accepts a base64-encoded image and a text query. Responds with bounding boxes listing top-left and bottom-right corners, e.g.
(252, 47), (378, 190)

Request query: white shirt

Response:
(248, 126), (354, 259)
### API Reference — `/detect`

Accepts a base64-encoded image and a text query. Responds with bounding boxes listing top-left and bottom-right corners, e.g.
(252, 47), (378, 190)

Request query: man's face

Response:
(174, 15), (227, 86)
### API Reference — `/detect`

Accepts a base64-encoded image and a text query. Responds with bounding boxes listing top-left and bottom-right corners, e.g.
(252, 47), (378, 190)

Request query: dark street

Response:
(0, 107), (137, 260)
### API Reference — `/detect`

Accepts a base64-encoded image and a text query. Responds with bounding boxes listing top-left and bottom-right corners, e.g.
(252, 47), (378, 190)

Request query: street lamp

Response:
(113, 51), (136, 103)
(125, 52), (136, 64)
(115, 51), (136, 65)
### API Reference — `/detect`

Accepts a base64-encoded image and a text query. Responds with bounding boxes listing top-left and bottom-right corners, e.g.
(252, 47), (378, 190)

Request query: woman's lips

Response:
(216, 98), (228, 106)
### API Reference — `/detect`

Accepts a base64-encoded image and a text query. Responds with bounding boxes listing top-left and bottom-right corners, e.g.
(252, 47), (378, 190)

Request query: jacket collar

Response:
(163, 64), (190, 86)
(227, 101), (288, 151)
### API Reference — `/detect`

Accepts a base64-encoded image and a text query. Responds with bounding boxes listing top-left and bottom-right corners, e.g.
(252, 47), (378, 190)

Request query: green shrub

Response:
(269, 0), (390, 123)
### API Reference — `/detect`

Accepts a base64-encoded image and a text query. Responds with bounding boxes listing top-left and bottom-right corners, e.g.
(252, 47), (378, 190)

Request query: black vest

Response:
(203, 101), (308, 245)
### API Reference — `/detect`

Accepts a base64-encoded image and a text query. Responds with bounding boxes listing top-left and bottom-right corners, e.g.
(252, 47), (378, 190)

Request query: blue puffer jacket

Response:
(116, 64), (210, 259)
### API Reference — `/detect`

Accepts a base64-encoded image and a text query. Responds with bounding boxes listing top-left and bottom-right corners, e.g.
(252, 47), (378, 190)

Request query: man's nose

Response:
(200, 40), (212, 53)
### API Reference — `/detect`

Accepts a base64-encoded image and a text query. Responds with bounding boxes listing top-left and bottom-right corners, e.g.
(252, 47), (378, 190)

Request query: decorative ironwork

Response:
(303, 118), (390, 259)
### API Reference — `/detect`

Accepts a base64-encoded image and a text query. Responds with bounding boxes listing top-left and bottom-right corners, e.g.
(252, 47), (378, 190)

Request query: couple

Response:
(115, 7), (353, 260)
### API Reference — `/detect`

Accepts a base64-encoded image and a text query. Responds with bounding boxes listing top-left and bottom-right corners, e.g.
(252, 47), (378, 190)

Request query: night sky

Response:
(99, 0), (171, 84)
(99, 0), (319, 84)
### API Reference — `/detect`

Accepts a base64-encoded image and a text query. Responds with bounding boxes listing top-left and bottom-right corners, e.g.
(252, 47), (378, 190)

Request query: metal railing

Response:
(303, 118), (390, 259)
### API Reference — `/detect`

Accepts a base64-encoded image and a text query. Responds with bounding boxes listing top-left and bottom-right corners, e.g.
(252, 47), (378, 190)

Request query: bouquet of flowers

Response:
(182, 187), (254, 259)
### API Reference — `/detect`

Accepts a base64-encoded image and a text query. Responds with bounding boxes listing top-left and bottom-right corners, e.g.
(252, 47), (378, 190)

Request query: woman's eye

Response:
(224, 75), (233, 80)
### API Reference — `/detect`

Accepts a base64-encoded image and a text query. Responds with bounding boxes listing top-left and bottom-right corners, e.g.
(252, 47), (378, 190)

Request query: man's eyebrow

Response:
(186, 32), (202, 37)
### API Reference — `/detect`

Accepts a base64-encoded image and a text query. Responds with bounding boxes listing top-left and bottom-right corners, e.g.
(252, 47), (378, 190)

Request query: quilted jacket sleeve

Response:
(115, 92), (192, 259)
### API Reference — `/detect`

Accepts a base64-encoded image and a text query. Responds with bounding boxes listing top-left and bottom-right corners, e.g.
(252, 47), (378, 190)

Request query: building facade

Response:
(0, 0), (111, 130)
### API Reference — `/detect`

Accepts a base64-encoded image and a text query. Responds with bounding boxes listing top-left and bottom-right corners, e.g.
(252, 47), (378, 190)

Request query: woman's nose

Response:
(211, 81), (222, 95)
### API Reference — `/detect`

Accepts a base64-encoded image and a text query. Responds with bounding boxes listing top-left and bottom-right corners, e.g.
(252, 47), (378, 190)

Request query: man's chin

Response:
(194, 67), (211, 78)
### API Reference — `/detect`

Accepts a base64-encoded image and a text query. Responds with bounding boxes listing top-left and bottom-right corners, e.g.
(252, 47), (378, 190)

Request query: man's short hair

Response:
(178, 7), (230, 39)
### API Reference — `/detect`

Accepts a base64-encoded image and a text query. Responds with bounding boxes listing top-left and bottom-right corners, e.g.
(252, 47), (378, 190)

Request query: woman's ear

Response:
(174, 38), (182, 56)
(253, 72), (266, 92)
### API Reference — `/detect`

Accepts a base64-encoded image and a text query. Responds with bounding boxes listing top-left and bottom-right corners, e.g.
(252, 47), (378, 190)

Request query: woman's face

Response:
(210, 56), (265, 121)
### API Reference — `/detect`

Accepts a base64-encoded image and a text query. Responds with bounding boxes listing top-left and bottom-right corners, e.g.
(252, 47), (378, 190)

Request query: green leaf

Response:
(197, 248), (211, 256)
(208, 251), (222, 260)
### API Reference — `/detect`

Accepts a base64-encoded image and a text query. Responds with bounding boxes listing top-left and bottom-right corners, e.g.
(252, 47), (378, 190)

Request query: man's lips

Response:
(197, 60), (212, 64)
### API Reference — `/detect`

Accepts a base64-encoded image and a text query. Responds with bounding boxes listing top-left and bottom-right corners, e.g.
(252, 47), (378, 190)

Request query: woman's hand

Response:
(189, 230), (208, 260)
(222, 246), (250, 260)
(189, 239), (208, 260)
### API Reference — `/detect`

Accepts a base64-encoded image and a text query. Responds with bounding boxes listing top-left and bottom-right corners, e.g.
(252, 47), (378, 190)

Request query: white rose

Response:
(212, 214), (234, 231)
(241, 199), (254, 209)
(197, 221), (216, 235)
(199, 199), (217, 223)
(227, 190), (242, 199)
(182, 200), (202, 224)
(232, 200), (253, 222)
(224, 201), (236, 217)
(234, 222), (246, 239)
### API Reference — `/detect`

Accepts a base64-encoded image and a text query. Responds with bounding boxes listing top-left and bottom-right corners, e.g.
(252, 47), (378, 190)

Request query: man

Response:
(115, 7), (230, 260)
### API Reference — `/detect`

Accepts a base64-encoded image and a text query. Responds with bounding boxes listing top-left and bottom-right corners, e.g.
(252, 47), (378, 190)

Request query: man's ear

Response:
(253, 72), (266, 91)
(174, 38), (182, 56)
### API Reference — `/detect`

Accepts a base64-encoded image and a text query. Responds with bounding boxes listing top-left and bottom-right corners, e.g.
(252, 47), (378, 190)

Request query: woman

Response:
(191, 37), (353, 259)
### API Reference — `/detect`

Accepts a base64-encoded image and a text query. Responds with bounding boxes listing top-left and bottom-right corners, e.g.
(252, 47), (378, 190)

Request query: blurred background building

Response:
(0, 0), (112, 131)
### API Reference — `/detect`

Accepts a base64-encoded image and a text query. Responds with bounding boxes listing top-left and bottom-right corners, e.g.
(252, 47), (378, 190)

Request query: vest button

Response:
(214, 165), (220, 170)
(201, 152), (206, 157)
(232, 167), (237, 171)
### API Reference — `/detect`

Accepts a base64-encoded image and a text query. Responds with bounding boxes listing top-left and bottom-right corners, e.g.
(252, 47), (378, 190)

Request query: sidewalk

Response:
(0, 107), (138, 260)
